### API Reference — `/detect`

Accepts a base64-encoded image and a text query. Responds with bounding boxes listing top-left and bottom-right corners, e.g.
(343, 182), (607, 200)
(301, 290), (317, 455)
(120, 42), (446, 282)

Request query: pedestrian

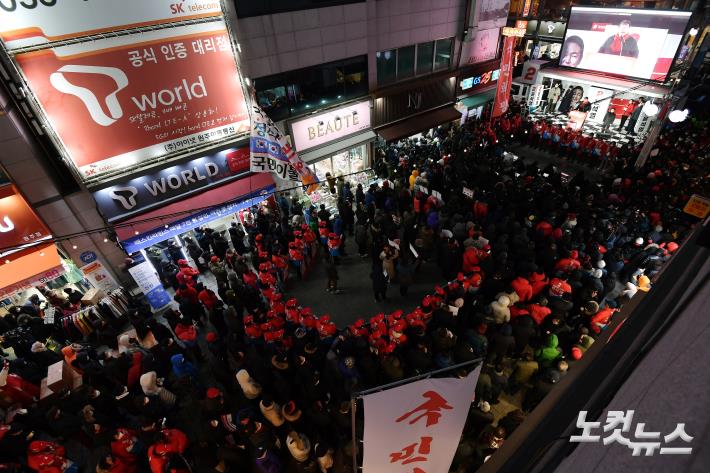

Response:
(370, 261), (388, 302)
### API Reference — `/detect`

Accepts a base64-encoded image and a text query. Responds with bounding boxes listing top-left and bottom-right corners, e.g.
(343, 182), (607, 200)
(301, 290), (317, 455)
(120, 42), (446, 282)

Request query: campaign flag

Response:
(362, 365), (481, 473)
(250, 105), (319, 193)
(492, 36), (515, 119)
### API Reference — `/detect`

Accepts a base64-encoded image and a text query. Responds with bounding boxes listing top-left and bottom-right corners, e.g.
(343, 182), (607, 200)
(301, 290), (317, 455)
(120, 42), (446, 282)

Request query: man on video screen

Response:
(598, 19), (639, 58)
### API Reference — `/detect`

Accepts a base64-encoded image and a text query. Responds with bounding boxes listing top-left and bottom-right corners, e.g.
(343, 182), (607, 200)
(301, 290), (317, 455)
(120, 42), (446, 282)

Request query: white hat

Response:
(634, 237), (644, 245)
(597, 260), (606, 269)
(592, 269), (603, 279)
(479, 401), (491, 413)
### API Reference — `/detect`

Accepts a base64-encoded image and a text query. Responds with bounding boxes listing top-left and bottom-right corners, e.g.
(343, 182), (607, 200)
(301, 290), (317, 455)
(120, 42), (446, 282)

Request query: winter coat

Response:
(260, 400), (285, 427)
(236, 369), (262, 399)
(490, 295), (511, 324)
(528, 272), (549, 297)
(535, 334), (562, 368)
(510, 277), (533, 302)
(140, 371), (176, 407)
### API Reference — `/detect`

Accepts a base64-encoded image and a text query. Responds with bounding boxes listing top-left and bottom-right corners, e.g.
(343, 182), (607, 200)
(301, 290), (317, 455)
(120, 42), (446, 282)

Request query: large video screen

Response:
(560, 7), (691, 81)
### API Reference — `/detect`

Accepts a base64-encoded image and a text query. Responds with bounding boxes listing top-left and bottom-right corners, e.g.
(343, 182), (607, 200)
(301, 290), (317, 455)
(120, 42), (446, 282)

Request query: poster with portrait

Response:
(476, 0), (511, 29)
(554, 81), (612, 124)
(461, 28), (501, 65)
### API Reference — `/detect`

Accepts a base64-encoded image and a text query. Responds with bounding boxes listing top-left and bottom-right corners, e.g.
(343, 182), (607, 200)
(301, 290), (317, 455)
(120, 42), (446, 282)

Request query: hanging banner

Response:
(127, 261), (172, 310)
(80, 260), (119, 293)
(362, 366), (481, 473)
(249, 105), (319, 193)
(15, 20), (250, 183)
(492, 36), (515, 119)
(0, 0), (223, 51)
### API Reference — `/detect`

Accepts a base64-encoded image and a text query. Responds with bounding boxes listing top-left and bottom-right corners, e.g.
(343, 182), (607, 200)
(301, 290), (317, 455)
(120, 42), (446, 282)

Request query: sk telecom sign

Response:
(0, 0), (223, 50)
(15, 20), (250, 183)
(92, 143), (251, 222)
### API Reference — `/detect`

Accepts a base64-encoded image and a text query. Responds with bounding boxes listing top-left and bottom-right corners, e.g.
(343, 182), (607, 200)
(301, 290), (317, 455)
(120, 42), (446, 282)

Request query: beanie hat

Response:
(592, 269), (603, 279)
(597, 260), (606, 269)
(634, 237), (643, 245)
(206, 387), (221, 399)
(211, 256), (219, 263)
(205, 332), (217, 343)
(479, 401), (491, 413)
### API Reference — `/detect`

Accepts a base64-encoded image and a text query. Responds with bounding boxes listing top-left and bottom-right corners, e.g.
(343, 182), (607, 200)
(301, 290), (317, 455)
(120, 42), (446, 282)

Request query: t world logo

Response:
(49, 65), (208, 127)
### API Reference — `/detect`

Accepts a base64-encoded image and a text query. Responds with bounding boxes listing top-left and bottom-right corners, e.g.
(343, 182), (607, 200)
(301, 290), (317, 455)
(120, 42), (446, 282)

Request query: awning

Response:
(538, 68), (671, 98)
(0, 243), (65, 299)
(116, 173), (275, 254)
(460, 86), (497, 109)
(375, 106), (461, 142)
(299, 130), (377, 164)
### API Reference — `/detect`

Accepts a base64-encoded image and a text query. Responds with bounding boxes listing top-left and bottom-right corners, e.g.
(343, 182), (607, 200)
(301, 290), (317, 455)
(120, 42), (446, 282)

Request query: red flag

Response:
(492, 36), (515, 119)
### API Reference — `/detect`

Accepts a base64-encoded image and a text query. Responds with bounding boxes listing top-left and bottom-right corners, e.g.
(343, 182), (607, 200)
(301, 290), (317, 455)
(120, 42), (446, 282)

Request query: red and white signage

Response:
(15, 20), (249, 182)
(519, 60), (542, 84)
(0, 185), (51, 255)
(0, 0), (223, 50)
(363, 366), (481, 473)
(492, 36), (515, 119)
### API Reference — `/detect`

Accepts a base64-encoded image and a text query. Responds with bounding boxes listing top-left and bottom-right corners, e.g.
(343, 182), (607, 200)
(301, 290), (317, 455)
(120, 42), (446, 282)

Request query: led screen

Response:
(560, 7), (691, 81)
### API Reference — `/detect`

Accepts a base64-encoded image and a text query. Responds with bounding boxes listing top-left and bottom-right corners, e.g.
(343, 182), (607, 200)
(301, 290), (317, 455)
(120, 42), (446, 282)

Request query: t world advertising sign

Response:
(15, 20), (250, 183)
(289, 99), (371, 153)
(0, 0), (223, 50)
(92, 143), (251, 222)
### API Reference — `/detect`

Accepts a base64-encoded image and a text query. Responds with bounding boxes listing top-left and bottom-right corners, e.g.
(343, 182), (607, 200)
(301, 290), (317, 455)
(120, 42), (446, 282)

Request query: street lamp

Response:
(668, 109), (689, 123)
(642, 101), (659, 117)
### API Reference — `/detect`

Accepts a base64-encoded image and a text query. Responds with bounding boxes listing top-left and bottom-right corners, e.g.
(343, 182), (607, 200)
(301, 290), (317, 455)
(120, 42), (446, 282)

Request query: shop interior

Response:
(524, 39), (562, 60)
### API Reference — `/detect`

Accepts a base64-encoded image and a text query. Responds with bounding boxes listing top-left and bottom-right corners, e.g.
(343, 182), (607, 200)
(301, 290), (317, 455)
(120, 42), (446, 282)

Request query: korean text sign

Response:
(492, 36), (515, 119)
(0, 185), (51, 253)
(0, 0), (223, 50)
(363, 366), (481, 473)
(15, 20), (249, 182)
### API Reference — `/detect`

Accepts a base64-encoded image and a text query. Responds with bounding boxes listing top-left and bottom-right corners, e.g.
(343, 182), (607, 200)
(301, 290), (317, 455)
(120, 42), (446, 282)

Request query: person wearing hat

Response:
(208, 256), (228, 286)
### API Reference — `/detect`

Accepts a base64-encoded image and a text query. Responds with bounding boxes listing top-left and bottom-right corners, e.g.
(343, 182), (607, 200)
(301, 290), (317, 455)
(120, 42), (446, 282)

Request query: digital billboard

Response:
(0, 0), (223, 50)
(15, 20), (250, 182)
(560, 7), (692, 81)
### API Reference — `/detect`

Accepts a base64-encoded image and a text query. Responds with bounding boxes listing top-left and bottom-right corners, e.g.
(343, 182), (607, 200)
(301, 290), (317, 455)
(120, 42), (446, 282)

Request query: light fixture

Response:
(689, 28), (698, 36)
(4, 259), (9, 264)
(668, 109), (689, 123)
(237, 42), (242, 52)
(39, 251), (45, 256)
(104, 238), (109, 243)
(244, 77), (251, 86)
(642, 101), (659, 117)
(134, 230), (139, 235)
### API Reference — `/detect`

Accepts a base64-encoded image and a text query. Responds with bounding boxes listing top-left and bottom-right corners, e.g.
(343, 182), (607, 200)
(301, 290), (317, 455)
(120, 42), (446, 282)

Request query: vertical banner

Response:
(492, 36), (515, 119)
(249, 105), (319, 193)
(363, 366), (481, 473)
(128, 261), (172, 310)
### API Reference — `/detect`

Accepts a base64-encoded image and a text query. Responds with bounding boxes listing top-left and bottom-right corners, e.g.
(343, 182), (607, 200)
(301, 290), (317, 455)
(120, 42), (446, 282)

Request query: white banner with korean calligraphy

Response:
(362, 365), (481, 473)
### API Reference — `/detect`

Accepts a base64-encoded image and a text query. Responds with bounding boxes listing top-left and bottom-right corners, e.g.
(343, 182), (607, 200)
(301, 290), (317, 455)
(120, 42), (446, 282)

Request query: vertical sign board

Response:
(492, 36), (515, 119)
(0, 0), (224, 50)
(14, 20), (250, 182)
(80, 260), (119, 293)
(363, 366), (481, 473)
(128, 261), (172, 310)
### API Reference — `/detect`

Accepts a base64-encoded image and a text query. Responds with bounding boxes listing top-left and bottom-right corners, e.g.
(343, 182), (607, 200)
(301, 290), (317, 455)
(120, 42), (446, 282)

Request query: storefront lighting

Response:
(134, 230), (139, 235)
(244, 77), (251, 86)
(237, 43), (242, 52)
(668, 109), (689, 123)
(164, 224), (169, 229)
(39, 251), (45, 256)
(72, 244), (78, 249)
(103, 237), (109, 243)
(689, 28), (698, 36)
(642, 101), (659, 117)
(4, 259), (9, 264)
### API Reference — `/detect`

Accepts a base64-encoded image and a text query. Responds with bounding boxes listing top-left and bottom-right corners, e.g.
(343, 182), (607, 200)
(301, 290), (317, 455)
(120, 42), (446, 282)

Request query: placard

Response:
(15, 21), (249, 182)
(128, 261), (171, 310)
(463, 187), (474, 198)
(683, 194), (710, 219)
(80, 260), (119, 293)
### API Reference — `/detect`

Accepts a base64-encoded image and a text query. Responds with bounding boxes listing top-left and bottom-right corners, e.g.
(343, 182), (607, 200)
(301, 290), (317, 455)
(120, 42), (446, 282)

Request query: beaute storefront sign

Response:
(289, 99), (371, 153)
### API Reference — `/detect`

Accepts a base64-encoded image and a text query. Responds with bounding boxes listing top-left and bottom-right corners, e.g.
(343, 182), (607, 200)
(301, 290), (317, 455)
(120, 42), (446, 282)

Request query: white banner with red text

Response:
(362, 365), (481, 473)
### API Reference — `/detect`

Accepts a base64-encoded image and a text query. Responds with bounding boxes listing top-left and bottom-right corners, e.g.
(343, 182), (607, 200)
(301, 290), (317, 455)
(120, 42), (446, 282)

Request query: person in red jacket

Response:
(27, 440), (69, 473)
(554, 251), (581, 273)
(590, 307), (618, 334)
(528, 271), (549, 297)
(175, 284), (199, 306)
(527, 299), (552, 325)
(147, 428), (188, 473)
(197, 284), (220, 312)
(110, 429), (139, 473)
(510, 276), (533, 302)
(548, 277), (572, 298)
(176, 260), (199, 287)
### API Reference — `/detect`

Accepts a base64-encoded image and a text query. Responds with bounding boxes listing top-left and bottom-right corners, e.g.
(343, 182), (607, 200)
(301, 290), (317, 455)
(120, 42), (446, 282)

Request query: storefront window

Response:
(376, 49), (397, 85)
(434, 38), (453, 71)
(308, 144), (368, 183)
(255, 55), (368, 121)
(397, 46), (415, 80)
(313, 158), (334, 182)
(416, 41), (434, 75)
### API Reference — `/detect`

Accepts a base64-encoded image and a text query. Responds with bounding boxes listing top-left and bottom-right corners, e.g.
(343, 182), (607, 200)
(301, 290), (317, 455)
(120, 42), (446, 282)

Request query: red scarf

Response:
(610, 34), (630, 55)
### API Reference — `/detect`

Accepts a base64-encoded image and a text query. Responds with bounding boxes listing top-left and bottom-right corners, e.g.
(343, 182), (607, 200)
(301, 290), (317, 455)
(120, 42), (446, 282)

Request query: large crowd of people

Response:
(0, 104), (707, 473)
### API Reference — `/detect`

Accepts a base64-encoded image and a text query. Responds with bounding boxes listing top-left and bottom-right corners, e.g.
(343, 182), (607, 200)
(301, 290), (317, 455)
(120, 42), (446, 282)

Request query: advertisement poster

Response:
(477, 0), (511, 29)
(461, 28), (500, 65)
(127, 261), (172, 310)
(15, 20), (250, 182)
(0, 0), (223, 50)
(561, 7), (691, 81)
(80, 260), (119, 293)
(492, 36), (515, 119)
(363, 367), (481, 473)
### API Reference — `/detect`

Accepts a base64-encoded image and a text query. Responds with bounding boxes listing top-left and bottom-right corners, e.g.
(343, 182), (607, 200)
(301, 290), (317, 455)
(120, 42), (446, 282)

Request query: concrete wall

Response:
(235, 0), (466, 89)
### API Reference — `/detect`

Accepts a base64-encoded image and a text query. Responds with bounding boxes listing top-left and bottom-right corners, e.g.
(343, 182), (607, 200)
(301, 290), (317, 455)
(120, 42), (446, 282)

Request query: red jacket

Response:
(528, 272), (549, 297)
(510, 277), (533, 302)
(528, 304), (552, 325)
(555, 257), (581, 273)
(198, 289), (219, 311)
(176, 286), (199, 305)
(176, 267), (199, 286)
(590, 308), (616, 334)
(27, 441), (66, 473)
(175, 323), (197, 343)
(549, 278), (572, 297)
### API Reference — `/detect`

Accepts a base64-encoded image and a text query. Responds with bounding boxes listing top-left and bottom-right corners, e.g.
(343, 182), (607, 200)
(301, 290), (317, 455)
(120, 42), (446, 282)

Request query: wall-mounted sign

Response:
(289, 99), (371, 153)
(373, 77), (456, 127)
(538, 21), (566, 39)
(502, 27), (526, 37)
(477, 0), (510, 29)
(128, 261), (172, 310)
(460, 69), (500, 91)
(80, 260), (118, 293)
(516, 21), (529, 30)
(92, 143), (251, 222)
(461, 28), (501, 65)
(0, 186), (51, 255)
(79, 251), (97, 264)
(0, 0), (223, 51)
(16, 20), (250, 183)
